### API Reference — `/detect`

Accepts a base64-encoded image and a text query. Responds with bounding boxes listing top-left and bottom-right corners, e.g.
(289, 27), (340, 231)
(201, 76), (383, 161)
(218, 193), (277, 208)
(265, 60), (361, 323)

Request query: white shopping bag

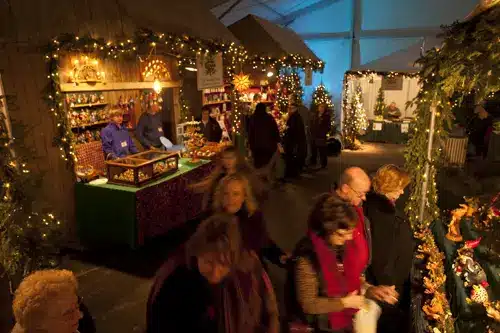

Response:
(353, 299), (381, 333)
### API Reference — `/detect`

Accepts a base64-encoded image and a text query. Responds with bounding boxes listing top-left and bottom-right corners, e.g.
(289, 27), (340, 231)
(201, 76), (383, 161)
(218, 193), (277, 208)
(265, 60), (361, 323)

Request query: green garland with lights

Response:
(404, 5), (499, 333)
(0, 103), (62, 282)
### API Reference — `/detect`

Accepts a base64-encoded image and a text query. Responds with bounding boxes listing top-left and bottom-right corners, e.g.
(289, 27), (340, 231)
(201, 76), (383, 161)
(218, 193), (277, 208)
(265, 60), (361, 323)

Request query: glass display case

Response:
(106, 151), (179, 187)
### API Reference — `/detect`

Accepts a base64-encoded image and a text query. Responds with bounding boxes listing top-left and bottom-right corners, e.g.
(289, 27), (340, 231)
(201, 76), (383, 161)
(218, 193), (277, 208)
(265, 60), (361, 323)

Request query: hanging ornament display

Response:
(67, 56), (105, 84)
(142, 59), (171, 82)
(232, 72), (252, 92)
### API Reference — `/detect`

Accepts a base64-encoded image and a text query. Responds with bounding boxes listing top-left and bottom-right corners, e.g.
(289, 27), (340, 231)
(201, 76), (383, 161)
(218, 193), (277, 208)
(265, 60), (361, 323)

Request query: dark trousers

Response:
(252, 149), (275, 169)
(310, 141), (328, 168)
(285, 153), (304, 178)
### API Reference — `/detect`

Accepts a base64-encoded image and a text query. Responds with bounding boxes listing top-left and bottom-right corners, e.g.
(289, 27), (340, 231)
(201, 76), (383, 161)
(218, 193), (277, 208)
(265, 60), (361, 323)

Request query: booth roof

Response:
(228, 14), (321, 62)
(0, 0), (238, 45)
(353, 37), (443, 73)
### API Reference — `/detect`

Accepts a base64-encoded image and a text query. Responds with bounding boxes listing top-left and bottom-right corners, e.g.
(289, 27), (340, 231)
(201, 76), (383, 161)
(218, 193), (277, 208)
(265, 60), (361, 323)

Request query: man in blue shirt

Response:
(136, 101), (164, 149)
(101, 108), (138, 160)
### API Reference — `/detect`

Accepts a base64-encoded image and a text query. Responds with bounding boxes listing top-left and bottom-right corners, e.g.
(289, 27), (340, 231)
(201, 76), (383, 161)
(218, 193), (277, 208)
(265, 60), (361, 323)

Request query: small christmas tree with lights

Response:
(312, 84), (335, 131)
(374, 87), (386, 117)
(342, 84), (368, 149)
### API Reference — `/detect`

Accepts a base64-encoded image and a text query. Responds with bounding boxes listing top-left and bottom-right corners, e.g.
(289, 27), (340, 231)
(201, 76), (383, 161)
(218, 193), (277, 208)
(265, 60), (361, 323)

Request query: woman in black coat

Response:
(363, 164), (413, 333)
(248, 103), (281, 169)
(284, 105), (307, 178)
(309, 103), (331, 169)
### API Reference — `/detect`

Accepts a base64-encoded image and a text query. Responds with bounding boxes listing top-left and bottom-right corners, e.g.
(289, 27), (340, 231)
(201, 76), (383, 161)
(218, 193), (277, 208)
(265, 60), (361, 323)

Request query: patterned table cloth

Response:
(76, 158), (214, 248)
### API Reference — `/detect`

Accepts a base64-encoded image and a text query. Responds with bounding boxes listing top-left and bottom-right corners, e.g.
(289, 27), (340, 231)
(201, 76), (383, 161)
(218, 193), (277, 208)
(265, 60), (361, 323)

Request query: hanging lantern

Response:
(232, 72), (252, 92)
(153, 79), (162, 94)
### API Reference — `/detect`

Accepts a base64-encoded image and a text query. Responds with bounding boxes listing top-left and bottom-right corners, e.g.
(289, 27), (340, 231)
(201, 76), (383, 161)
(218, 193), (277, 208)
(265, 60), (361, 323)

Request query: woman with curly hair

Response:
(363, 164), (413, 333)
(287, 194), (395, 333)
(191, 146), (264, 214)
(146, 214), (279, 333)
(11, 269), (83, 333)
(212, 173), (288, 268)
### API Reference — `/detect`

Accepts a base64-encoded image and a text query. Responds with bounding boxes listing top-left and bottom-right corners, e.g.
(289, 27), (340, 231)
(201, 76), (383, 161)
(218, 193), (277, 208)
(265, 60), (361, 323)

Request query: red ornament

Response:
(465, 238), (482, 249)
(481, 280), (490, 288)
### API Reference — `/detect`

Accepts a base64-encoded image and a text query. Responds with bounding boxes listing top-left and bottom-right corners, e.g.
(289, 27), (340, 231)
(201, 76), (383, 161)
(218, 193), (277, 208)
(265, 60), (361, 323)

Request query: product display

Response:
(106, 151), (179, 187)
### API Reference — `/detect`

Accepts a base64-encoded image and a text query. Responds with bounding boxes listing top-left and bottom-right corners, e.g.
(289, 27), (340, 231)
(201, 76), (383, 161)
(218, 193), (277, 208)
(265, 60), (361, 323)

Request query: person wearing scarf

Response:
(212, 173), (288, 268)
(146, 214), (279, 333)
(363, 165), (413, 333)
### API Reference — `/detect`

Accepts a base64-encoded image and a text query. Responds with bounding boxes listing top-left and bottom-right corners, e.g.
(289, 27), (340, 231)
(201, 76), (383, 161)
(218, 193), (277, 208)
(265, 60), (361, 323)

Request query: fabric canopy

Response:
(228, 14), (320, 61)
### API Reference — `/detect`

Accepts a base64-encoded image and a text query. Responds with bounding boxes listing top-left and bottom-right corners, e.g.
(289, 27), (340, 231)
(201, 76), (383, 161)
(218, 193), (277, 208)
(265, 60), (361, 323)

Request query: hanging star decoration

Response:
(232, 72), (252, 92)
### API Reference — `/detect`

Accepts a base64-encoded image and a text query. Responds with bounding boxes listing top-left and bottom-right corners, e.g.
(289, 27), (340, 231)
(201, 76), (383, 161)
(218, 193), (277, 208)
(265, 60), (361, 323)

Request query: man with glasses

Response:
(332, 167), (399, 305)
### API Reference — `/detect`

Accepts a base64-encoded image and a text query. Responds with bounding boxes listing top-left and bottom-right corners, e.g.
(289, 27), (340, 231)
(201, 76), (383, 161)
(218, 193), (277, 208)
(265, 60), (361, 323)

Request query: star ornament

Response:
(233, 72), (252, 92)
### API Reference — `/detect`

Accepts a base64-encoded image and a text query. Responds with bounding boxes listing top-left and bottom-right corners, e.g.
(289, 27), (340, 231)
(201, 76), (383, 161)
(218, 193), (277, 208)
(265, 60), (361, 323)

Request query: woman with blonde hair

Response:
(363, 164), (413, 333)
(191, 145), (264, 214)
(146, 213), (279, 333)
(11, 269), (82, 333)
(212, 173), (288, 268)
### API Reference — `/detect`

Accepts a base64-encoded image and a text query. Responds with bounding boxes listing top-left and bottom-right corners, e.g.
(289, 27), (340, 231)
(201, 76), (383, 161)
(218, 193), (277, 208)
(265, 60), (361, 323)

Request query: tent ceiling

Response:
(228, 14), (320, 61)
(0, 0), (238, 44)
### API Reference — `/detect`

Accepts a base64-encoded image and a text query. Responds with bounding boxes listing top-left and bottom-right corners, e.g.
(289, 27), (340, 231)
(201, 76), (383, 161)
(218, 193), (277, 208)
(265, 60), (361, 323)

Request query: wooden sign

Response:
(304, 67), (313, 86)
(196, 53), (224, 90)
(381, 76), (403, 90)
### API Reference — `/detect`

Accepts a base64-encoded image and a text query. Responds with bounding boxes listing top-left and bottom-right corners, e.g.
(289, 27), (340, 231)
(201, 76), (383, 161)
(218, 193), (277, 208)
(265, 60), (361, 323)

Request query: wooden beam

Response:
(301, 27), (442, 40)
(273, 0), (339, 26)
(60, 81), (182, 93)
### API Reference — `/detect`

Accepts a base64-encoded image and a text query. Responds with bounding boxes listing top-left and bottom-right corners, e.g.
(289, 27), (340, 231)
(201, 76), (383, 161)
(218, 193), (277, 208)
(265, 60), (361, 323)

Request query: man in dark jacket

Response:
(199, 108), (222, 143)
(136, 101), (164, 149)
(283, 105), (307, 178)
(309, 103), (331, 169)
(248, 103), (280, 169)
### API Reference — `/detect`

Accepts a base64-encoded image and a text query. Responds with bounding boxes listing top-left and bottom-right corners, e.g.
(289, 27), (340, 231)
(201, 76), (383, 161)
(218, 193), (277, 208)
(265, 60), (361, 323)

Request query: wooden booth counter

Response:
(361, 120), (413, 144)
(75, 158), (214, 249)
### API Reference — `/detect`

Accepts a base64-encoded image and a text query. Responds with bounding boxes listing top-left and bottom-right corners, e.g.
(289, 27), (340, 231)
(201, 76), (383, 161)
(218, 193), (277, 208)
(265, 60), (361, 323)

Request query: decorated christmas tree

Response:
(342, 84), (368, 149)
(0, 103), (62, 284)
(374, 87), (386, 117)
(276, 69), (303, 113)
(311, 84), (335, 131)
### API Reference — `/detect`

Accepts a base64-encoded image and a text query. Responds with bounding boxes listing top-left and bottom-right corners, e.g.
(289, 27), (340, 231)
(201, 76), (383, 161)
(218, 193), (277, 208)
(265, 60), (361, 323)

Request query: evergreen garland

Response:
(374, 87), (386, 117)
(0, 100), (62, 282)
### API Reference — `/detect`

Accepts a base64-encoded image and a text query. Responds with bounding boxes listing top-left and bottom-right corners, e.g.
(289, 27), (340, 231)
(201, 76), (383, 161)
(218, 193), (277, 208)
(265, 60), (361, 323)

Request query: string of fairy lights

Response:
(44, 29), (325, 167)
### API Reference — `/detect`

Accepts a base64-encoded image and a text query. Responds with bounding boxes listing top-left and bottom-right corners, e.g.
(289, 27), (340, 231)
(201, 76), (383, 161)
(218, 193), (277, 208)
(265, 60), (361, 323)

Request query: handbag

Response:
(353, 299), (381, 333)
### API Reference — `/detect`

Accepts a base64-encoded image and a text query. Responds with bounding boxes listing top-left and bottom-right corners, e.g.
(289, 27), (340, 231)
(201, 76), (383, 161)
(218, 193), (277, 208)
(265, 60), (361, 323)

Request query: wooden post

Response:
(419, 104), (437, 225)
(0, 74), (16, 158)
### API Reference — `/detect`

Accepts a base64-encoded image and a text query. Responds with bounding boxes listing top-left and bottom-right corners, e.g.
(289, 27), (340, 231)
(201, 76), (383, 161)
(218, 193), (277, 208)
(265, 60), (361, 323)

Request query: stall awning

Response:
(0, 0), (238, 44)
(228, 14), (320, 61)
(353, 37), (443, 73)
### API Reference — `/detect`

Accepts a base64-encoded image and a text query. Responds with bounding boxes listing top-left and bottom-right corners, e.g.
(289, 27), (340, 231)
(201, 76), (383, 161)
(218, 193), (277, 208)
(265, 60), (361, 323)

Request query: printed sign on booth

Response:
(196, 53), (224, 90)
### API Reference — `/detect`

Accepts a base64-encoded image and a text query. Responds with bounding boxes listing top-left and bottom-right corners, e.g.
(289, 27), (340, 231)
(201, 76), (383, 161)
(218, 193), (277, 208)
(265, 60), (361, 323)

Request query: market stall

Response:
(0, 0), (239, 248)
(341, 70), (419, 147)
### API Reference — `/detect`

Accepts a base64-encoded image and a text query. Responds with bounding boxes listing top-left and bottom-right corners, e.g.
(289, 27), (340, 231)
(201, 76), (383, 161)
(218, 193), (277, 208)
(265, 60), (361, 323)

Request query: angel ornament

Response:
(446, 203), (476, 242)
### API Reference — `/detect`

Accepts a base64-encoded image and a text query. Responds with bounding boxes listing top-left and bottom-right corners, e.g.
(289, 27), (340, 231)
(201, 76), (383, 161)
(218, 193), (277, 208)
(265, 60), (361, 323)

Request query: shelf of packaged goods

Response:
(69, 102), (108, 108)
(203, 100), (231, 106)
(71, 121), (109, 130)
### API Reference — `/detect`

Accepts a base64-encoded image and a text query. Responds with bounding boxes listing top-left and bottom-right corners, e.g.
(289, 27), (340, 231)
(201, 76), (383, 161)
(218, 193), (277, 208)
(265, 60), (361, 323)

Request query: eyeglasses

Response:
(347, 184), (367, 200)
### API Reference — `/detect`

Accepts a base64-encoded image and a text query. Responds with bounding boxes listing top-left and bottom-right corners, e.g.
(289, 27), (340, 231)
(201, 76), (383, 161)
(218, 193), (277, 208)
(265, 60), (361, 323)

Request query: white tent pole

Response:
(419, 104), (437, 225)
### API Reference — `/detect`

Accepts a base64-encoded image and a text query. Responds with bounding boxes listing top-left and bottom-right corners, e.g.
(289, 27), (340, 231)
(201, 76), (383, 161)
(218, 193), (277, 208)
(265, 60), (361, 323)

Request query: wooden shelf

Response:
(71, 121), (108, 130)
(69, 102), (108, 109)
(60, 81), (182, 93)
(203, 100), (231, 106)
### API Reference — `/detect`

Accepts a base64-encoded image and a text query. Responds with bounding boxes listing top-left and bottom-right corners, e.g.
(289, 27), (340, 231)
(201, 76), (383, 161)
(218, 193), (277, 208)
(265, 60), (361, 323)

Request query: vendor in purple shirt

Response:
(101, 108), (138, 160)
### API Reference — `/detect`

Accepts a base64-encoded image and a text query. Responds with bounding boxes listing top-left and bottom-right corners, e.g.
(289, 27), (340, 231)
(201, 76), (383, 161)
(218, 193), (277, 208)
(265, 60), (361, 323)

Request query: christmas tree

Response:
(276, 69), (303, 113)
(311, 84), (335, 131)
(374, 87), (386, 117)
(342, 84), (368, 149)
(0, 101), (62, 283)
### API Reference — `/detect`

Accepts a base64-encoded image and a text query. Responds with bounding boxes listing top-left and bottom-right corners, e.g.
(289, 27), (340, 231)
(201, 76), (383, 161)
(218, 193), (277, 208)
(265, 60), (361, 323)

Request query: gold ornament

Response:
(142, 59), (171, 82)
(232, 72), (252, 92)
(68, 56), (105, 84)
